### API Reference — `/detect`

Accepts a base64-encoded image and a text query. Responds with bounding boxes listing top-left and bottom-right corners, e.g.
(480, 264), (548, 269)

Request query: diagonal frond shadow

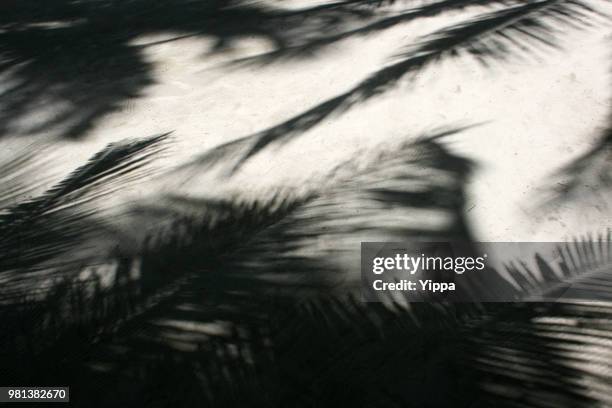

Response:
(180, 0), (610, 176)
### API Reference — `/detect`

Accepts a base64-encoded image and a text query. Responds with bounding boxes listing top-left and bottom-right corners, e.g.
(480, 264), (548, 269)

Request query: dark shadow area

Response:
(2, 127), (611, 407)
(1, 130), (483, 406)
(0, 141), (58, 209)
(179, 0), (607, 174)
(0, 132), (170, 307)
(1, 0), (606, 144)
(0, 0), (378, 139)
(1, 1), (612, 406)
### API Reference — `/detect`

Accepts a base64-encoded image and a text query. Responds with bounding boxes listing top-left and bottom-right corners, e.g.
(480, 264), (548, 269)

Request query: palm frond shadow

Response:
(0, 132), (170, 293)
(0, 129), (478, 404)
(0, 0), (379, 139)
(56, 233), (611, 408)
(0, 2), (610, 406)
(227, 0), (520, 66)
(464, 263), (612, 408)
(181, 0), (609, 175)
(3, 126), (612, 407)
(1, 0), (606, 142)
(0, 133), (172, 384)
(0, 141), (60, 209)
(8, 240), (610, 407)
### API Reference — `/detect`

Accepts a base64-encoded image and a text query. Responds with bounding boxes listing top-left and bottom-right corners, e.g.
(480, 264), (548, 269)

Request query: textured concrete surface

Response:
(1, 0), (610, 242)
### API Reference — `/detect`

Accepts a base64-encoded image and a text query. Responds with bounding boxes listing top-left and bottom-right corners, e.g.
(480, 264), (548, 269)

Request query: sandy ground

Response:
(2, 0), (611, 243)
(2, 4), (612, 399)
